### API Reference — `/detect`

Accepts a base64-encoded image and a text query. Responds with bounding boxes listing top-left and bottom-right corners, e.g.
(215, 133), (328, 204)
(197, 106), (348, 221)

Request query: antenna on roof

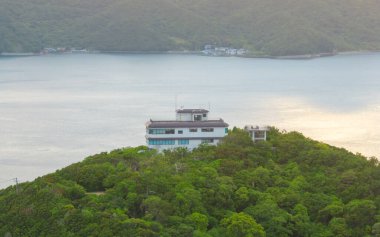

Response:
(208, 102), (211, 111)
(175, 95), (178, 111)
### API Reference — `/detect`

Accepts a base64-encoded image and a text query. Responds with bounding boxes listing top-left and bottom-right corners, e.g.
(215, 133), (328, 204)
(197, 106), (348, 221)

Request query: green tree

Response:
(344, 199), (376, 228)
(372, 223), (380, 237)
(291, 204), (312, 237)
(244, 194), (292, 237)
(328, 218), (350, 237)
(318, 200), (344, 224)
(186, 212), (209, 232)
(221, 212), (265, 237)
(142, 196), (173, 223)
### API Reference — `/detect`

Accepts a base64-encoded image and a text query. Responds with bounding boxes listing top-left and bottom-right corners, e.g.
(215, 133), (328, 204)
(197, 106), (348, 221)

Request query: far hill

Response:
(1, 0), (380, 56)
(0, 128), (379, 236)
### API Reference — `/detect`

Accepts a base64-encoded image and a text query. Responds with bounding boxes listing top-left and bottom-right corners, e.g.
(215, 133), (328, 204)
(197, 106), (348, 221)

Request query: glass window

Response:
(201, 139), (214, 144)
(254, 131), (266, 138)
(203, 114), (207, 117)
(194, 115), (202, 121)
(178, 130), (183, 134)
(149, 129), (164, 134)
(178, 139), (189, 145)
(165, 129), (175, 134)
(149, 129), (176, 134)
(148, 139), (175, 145)
(225, 128), (228, 133)
(201, 128), (214, 132)
(189, 128), (198, 132)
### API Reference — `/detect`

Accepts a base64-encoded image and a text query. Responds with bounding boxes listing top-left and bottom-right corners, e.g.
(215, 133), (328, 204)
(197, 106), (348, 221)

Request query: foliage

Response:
(0, 129), (379, 237)
(220, 212), (265, 237)
(1, 0), (380, 56)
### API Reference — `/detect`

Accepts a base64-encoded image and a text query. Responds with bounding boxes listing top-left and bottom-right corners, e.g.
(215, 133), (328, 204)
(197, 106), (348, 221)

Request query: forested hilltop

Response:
(0, 128), (379, 237)
(1, 0), (380, 56)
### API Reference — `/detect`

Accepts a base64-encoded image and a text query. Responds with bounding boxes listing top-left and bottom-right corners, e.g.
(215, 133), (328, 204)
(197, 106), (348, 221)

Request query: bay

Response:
(1, 53), (380, 187)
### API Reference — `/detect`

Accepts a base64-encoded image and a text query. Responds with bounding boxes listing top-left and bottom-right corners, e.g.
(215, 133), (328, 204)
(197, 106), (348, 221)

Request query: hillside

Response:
(1, 0), (380, 56)
(0, 128), (379, 236)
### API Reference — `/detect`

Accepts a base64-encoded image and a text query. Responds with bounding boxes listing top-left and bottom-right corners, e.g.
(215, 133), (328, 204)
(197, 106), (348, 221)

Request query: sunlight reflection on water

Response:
(1, 53), (380, 187)
(265, 97), (380, 158)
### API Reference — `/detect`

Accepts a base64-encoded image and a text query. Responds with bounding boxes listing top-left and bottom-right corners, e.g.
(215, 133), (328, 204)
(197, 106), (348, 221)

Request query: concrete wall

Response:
(176, 113), (193, 121)
(147, 127), (226, 139)
(147, 138), (221, 151)
(146, 127), (226, 151)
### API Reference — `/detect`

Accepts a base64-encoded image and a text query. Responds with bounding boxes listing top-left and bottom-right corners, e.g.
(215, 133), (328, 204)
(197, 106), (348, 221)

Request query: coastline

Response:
(0, 52), (37, 57)
(1, 49), (380, 60)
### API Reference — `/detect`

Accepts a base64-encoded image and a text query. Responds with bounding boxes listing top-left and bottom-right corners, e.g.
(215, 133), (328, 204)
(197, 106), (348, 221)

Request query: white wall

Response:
(146, 127), (226, 151)
(147, 138), (221, 151)
(147, 127), (226, 139)
(176, 113), (193, 121)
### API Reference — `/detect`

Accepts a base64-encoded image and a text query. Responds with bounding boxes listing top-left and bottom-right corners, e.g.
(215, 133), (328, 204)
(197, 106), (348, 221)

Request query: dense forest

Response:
(0, 128), (379, 236)
(1, 0), (380, 56)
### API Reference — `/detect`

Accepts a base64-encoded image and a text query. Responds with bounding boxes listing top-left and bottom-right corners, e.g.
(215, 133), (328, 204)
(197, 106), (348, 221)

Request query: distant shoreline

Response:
(1, 50), (380, 60)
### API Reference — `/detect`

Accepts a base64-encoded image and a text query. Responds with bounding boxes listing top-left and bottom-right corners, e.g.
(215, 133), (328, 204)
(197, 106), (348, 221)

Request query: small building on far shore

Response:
(244, 125), (269, 142)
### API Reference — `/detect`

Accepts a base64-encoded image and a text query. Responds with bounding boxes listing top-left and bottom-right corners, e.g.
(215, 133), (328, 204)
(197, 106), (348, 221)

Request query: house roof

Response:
(176, 109), (209, 114)
(146, 119), (228, 128)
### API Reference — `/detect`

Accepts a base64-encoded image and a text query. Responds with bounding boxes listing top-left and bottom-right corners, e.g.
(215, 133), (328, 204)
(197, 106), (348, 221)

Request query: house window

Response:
(194, 115), (202, 121)
(165, 129), (175, 134)
(149, 129), (175, 134)
(225, 128), (228, 133)
(178, 130), (183, 134)
(201, 139), (214, 144)
(149, 129), (164, 134)
(189, 128), (198, 132)
(178, 139), (189, 145)
(203, 114), (207, 117)
(201, 128), (214, 132)
(148, 139), (175, 145)
(254, 131), (266, 139)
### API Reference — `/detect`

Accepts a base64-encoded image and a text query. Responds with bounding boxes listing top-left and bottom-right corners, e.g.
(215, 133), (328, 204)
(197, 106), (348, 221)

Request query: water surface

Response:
(1, 53), (380, 187)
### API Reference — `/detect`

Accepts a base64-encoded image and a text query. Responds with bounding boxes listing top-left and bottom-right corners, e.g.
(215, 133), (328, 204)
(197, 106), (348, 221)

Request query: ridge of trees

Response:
(0, 128), (379, 236)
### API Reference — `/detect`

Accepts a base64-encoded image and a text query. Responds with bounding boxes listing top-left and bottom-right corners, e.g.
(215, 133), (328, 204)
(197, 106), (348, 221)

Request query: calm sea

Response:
(1, 53), (380, 187)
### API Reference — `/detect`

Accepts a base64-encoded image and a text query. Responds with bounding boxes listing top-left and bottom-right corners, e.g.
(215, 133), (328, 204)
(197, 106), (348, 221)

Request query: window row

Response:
(178, 139), (190, 145)
(148, 139), (190, 145)
(190, 128), (215, 132)
(149, 128), (217, 134)
(148, 139), (216, 146)
(148, 139), (175, 145)
(149, 129), (175, 134)
(201, 139), (214, 144)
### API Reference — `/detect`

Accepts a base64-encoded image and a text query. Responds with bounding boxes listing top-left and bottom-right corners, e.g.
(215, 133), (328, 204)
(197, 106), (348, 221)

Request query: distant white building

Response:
(202, 45), (248, 57)
(237, 48), (247, 56)
(244, 125), (269, 141)
(146, 109), (229, 151)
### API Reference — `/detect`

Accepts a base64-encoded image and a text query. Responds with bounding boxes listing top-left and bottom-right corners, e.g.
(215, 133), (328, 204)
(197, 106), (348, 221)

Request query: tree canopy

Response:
(1, 0), (380, 56)
(0, 128), (379, 236)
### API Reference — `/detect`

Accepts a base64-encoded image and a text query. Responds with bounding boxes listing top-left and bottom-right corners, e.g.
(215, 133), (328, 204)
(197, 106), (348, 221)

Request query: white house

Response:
(146, 109), (229, 151)
(244, 125), (269, 141)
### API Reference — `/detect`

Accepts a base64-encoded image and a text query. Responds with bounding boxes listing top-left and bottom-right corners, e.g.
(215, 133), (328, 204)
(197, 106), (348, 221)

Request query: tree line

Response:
(1, 0), (380, 56)
(0, 128), (379, 236)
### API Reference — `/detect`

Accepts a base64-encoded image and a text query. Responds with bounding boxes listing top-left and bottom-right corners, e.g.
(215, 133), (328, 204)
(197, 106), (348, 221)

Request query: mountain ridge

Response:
(1, 0), (380, 56)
